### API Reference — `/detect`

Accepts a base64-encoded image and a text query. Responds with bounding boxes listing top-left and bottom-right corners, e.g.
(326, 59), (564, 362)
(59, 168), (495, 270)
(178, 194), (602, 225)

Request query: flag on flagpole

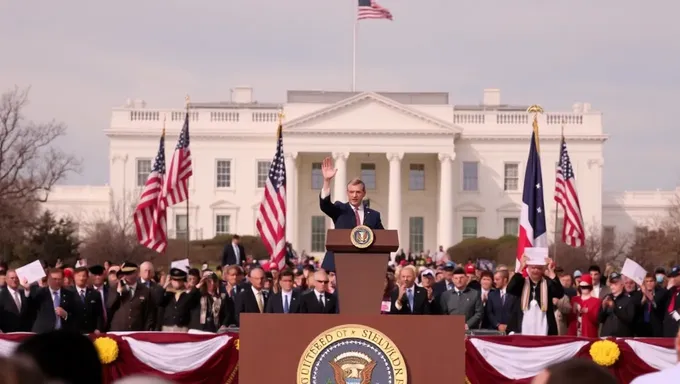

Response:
(554, 135), (585, 247)
(516, 118), (548, 272)
(165, 112), (193, 206)
(357, 0), (393, 20)
(256, 123), (287, 270)
(133, 130), (167, 253)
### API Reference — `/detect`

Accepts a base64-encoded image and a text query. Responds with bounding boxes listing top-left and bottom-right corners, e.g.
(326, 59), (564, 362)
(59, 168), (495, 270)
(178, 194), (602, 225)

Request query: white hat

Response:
(524, 247), (549, 266)
(420, 268), (435, 277)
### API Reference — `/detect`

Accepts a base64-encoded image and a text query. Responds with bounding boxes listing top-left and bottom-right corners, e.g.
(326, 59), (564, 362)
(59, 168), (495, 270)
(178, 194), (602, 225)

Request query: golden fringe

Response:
(225, 364), (239, 384)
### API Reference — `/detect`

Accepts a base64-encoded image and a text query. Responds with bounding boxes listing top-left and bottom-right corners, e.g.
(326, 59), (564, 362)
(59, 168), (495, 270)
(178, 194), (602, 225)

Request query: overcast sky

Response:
(1, 1), (678, 191)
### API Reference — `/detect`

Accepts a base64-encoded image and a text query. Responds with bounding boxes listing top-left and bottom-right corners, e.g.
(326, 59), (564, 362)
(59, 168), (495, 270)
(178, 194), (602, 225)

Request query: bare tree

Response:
(552, 223), (631, 272)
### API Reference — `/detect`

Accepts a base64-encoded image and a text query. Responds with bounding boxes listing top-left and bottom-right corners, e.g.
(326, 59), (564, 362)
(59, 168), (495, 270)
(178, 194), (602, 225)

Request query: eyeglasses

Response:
(317, 280), (330, 284)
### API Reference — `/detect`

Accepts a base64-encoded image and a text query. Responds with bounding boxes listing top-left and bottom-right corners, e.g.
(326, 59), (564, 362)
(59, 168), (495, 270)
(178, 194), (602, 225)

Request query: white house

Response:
(42, 87), (677, 257)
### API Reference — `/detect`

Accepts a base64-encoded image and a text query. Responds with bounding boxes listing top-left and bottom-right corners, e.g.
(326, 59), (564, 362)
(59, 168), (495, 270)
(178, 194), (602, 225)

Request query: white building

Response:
(43, 87), (677, 257)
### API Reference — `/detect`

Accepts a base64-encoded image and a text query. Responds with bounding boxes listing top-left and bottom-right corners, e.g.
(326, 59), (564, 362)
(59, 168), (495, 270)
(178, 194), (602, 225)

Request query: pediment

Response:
(210, 200), (240, 209)
(497, 203), (521, 213)
(454, 202), (486, 212)
(283, 92), (461, 135)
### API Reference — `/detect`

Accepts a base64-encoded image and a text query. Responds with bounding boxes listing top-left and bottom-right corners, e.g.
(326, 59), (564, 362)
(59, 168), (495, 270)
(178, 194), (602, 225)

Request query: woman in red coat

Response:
(567, 275), (601, 337)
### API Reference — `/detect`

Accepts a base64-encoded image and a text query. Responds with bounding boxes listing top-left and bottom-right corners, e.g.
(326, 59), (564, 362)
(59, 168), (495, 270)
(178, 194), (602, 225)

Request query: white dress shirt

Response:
(76, 286), (88, 299)
(6, 287), (23, 310)
(320, 188), (364, 223)
(315, 290), (326, 305)
(631, 363), (680, 384)
(281, 290), (292, 311)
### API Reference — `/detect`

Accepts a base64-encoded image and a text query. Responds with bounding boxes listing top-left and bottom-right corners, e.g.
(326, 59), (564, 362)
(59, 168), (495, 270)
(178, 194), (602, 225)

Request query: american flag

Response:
(256, 124), (287, 271)
(516, 119), (548, 273)
(554, 136), (585, 247)
(358, 0), (393, 20)
(165, 112), (193, 206)
(133, 131), (167, 253)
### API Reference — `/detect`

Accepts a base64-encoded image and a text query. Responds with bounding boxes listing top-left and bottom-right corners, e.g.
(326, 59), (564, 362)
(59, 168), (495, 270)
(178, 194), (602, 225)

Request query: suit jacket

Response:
(222, 243), (245, 267)
(189, 293), (235, 332)
(234, 287), (268, 326)
(159, 288), (201, 327)
(485, 289), (519, 333)
(319, 194), (384, 272)
(107, 284), (156, 332)
(0, 287), (32, 332)
(506, 274), (565, 336)
(265, 290), (301, 314)
(70, 287), (105, 333)
(30, 287), (78, 333)
(389, 286), (431, 315)
(440, 287), (484, 328)
(139, 280), (165, 331)
(300, 290), (337, 314)
(595, 284), (612, 300)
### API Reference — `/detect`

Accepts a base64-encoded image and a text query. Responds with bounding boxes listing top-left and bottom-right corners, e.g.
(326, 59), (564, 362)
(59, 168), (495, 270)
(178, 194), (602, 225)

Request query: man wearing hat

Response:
(662, 266), (680, 337)
(157, 268), (203, 333)
(107, 262), (156, 332)
(506, 248), (564, 336)
(88, 265), (110, 331)
(599, 271), (635, 337)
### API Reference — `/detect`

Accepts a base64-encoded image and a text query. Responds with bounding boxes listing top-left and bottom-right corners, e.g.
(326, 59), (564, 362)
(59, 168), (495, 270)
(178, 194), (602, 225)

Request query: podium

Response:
(240, 229), (465, 383)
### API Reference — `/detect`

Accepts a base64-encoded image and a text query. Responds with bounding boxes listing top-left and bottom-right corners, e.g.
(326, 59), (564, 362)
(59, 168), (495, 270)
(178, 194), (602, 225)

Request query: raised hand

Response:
(321, 157), (337, 181)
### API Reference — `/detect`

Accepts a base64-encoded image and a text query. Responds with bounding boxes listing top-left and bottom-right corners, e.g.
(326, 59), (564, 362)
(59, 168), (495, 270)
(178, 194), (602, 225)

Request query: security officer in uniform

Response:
(106, 262), (156, 331)
(158, 268), (203, 333)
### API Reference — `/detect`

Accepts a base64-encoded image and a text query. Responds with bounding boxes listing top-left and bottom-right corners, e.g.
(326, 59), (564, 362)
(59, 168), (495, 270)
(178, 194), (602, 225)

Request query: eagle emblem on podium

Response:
(329, 352), (376, 384)
(350, 225), (374, 249)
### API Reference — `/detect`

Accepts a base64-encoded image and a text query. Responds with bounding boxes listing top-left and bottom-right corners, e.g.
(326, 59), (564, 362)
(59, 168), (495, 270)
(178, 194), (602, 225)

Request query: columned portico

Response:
(332, 152), (349, 203)
(387, 152), (403, 245)
(284, 152), (298, 248)
(438, 152), (455, 249)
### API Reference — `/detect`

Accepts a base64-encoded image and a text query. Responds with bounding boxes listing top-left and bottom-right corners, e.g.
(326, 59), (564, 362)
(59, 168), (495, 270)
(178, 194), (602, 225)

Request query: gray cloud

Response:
(1, 0), (678, 190)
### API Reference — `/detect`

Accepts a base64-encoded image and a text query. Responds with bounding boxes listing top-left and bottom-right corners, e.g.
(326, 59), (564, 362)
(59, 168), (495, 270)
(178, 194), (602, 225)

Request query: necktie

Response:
(501, 290), (506, 306)
(99, 288), (107, 324)
(234, 245), (240, 264)
(644, 302), (651, 322)
(284, 294), (290, 313)
(667, 288), (678, 313)
(256, 291), (264, 313)
(80, 289), (86, 302)
(353, 207), (361, 226)
(14, 291), (21, 311)
(407, 289), (414, 312)
(230, 287), (235, 297)
(319, 294), (325, 308)
(130, 286), (135, 298)
(456, 290), (461, 297)
(53, 291), (61, 330)
(447, 283), (453, 291)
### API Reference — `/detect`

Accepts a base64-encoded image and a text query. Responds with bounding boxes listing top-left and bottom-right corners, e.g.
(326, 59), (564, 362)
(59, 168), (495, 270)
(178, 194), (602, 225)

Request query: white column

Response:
(285, 152), (298, 246)
(332, 152), (349, 203)
(387, 152), (404, 246)
(438, 152), (455, 249)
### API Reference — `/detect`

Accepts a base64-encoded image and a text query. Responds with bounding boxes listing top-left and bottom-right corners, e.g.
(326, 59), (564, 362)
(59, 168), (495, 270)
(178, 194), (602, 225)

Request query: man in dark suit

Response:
(390, 266), (431, 314)
(0, 270), (32, 332)
(88, 265), (110, 331)
(70, 267), (105, 333)
(485, 270), (518, 333)
(318, 156), (384, 272)
(234, 267), (268, 325)
(30, 268), (77, 333)
(265, 269), (301, 313)
(221, 235), (245, 267)
(107, 262), (156, 332)
(300, 270), (338, 314)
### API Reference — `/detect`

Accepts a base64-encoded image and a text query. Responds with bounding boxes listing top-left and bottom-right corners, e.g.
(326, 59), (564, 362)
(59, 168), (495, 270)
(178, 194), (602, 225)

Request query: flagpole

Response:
(352, 16), (358, 91)
(553, 123), (564, 263)
(184, 95), (191, 259)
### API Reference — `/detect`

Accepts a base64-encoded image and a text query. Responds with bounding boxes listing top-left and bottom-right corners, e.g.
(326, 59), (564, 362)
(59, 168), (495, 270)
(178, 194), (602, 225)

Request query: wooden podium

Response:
(240, 229), (465, 383)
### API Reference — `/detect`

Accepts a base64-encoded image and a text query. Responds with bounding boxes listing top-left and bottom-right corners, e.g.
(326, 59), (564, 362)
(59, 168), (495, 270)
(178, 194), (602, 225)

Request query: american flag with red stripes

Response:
(165, 112), (193, 206)
(554, 136), (585, 247)
(358, 0), (393, 20)
(133, 130), (167, 253)
(256, 124), (287, 270)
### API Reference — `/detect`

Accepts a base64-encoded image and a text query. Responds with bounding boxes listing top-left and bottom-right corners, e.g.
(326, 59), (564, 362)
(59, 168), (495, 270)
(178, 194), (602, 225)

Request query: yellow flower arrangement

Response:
(94, 337), (119, 364)
(589, 340), (620, 367)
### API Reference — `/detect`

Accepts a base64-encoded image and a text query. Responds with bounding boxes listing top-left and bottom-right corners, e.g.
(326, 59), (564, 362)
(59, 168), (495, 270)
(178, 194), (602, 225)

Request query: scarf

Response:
(521, 277), (548, 312)
(199, 294), (223, 328)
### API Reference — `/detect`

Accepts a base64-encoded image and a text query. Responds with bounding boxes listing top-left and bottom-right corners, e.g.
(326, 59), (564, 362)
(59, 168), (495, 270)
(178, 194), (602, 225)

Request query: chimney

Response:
(231, 86), (253, 103)
(483, 88), (500, 106)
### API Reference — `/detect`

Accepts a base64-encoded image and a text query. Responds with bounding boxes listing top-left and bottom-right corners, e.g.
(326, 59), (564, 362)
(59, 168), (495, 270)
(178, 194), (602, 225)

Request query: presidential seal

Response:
(350, 225), (374, 249)
(297, 324), (408, 384)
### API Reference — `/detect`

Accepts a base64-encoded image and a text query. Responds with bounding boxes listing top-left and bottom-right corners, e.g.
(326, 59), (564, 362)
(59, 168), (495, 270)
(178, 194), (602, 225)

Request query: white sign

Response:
(16, 260), (46, 285)
(170, 259), (191, 273)
(621, 258), (647, 286)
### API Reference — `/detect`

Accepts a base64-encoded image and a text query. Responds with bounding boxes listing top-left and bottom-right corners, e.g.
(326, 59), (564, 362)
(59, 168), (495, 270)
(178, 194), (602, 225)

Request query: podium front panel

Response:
(239, 313), (465, 384)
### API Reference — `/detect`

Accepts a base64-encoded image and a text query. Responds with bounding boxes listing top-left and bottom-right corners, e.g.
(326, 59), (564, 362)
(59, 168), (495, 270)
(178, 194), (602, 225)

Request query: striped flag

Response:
(133, 130), (167, 253)
(358, 0), (393, 20)
(554, 136), (585, 247)
(255, 124), (287, 271)
(165, 112), (193, 206)
(516, 118), (548, 272)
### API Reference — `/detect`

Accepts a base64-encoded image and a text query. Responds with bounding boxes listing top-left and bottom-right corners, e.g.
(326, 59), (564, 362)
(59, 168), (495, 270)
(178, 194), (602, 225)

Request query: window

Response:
(216, 160), (232, 188)
(311, 162), (323, 189)
(409, 164), (425, 190)
(462, 217), (478, 239)
(257, 161), (270, 188)
(462, 162), (479, 191)
(602, 226), (615, 246)
(175, 214), (188, 240)
(504, 163), (519, 191)
(360, 163), (377, 190)
(215, 215), (231, 236)
(136, 159), (152, 187)
(409, 217), (425, 252)
(311, 216), (327, 252)
(363, 199), (371, 208)
(503, 218), (519, 236)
